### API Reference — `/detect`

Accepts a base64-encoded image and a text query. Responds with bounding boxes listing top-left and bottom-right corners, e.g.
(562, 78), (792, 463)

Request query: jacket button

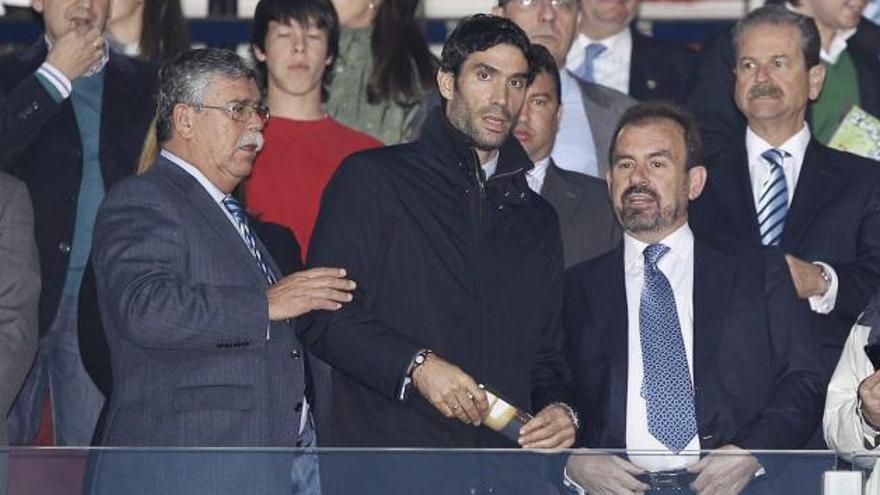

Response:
(32, 101), (39, 111)
(295, 402), (303, 412)
(290, 349), (301, 359)
(72, 149), (82, 158)
(58, 241), (71, 254)
(497, 205), (504, 211)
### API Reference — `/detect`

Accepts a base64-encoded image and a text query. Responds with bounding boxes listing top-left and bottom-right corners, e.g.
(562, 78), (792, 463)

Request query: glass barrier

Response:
(0, 448), (852, 495)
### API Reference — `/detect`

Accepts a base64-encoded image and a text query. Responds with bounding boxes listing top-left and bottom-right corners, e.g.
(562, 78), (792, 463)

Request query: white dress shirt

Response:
(526, 156), (551, 194)
(553, 70), (600, 177)
(565, 29), (633, 96)
(482, 151), (500, 179)
(745, 125), (839, 314)
(623, 224), (701, 472)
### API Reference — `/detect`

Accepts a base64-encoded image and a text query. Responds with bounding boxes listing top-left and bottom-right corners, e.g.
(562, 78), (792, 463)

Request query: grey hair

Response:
(155, 48), (257, 143)
(732, 4), (821, 69)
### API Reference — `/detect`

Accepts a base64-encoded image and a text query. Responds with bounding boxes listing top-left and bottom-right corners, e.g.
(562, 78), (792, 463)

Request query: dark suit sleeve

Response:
(829, 183), (880, 321)
(92, 179), (272, 350)
(302, 156), (423, 401)
(732, 250), (825, 449)
(530, 224), (575, 411)
(0, 74), (64, 173)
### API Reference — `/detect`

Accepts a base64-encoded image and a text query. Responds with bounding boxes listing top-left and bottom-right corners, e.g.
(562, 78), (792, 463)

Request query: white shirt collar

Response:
(526, 156), (552, 193)
(745, 123), (811, 170)
(623, 223), (694, 271)
(160, 149), (228, 204)
(482, 151), (500, 179)
(783, 2), (856, 64)
(566, 28), (632, 72)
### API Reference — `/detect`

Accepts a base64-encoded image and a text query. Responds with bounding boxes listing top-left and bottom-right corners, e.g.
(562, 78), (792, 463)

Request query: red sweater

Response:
(246, 116), (381, 259)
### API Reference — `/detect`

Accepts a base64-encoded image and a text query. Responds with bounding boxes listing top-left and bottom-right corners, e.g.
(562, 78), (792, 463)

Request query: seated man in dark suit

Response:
(564, 101), (824, 494)
(689, 5), (880, 380)
(565, 0), (697, 103)
(513, 44), (619, 267)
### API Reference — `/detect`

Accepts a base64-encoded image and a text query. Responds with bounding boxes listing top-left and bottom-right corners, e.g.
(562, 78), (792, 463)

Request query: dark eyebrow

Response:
(529, 92), (553, 100)
(473, 63), (529, 81)
(647, 150), (674, 159)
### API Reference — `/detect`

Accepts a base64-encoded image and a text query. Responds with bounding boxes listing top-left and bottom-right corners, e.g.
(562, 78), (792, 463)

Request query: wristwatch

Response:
(399, 349), (433, 401)
(817, 264), (832, 293)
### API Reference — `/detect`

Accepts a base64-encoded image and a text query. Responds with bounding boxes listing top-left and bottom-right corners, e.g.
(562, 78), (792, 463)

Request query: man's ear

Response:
(173, 103), (195, 139)
(491, 5), (503, 16)
(32, 0), (44, 14)
(437, 70), (455, 101)
(687, 165), (708, 201)
(807, 63), (826, 101)
(252, 45), (267, 63)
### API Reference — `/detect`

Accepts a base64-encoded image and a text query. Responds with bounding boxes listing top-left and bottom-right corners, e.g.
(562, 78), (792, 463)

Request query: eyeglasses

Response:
(190, 101), (270, 124)
(511, 0), (576, 11)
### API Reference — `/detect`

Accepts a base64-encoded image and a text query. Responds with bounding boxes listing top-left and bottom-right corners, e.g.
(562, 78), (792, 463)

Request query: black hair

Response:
(528, 44), (560, 102)
(368, 0), (438, 105)
(610, 101), (703, 170)
(440, 14), (534, 80)
(140, 0), (191, 64)
(251, 0), (340, 102)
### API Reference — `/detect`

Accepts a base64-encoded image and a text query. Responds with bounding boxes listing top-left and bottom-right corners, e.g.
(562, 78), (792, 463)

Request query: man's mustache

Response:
(748, 84), (784, 99)
(622, 185), (659, 203)
(238, 132), (264, 152)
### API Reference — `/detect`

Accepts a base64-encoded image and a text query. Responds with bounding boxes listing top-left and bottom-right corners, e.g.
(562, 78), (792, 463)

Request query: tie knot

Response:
(222, 196), (247, 221)
(643, 243), (670, 267)
(761, 148), (789, 169)
(585, 43), (607, 61)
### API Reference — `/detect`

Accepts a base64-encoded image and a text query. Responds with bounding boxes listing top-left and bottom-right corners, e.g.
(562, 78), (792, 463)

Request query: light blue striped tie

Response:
(222, 196), (277, 285)
(640, 243), (698, 453)
(576, 43), (607, 83)
(757, 149), (790, 246)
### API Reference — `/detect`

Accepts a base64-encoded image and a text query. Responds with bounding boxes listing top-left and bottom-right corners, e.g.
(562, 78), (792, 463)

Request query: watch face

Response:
(415, 354), (426, 364)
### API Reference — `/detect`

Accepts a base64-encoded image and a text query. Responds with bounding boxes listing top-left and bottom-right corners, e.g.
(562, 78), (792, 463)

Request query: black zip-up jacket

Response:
(304, 108), (574, 449)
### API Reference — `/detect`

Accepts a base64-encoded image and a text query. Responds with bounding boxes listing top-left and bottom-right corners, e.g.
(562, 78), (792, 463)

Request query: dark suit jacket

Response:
(0, 41), (156, 337)
(629, 27), (698, 103)
(686, 18), (880, 159)
(690, 140), (880, 375)
(540, 160), (620, 267)
(563, 240), (824, 450)
(91, 157), (308, 447)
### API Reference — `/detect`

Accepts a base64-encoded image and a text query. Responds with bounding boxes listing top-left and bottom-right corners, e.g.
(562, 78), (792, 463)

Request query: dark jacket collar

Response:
(418, 106), (534, 178)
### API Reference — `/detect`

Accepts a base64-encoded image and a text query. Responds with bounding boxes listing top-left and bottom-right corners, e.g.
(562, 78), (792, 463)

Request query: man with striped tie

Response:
(689, 5), (880, 383)
(89, 48), (353, 493)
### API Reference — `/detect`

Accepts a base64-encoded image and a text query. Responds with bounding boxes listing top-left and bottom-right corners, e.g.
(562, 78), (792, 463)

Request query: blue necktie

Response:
(757, 148), (790, 246)
(576, 43), (607, 83)
(222, 196), (277, 285)
(640, 243), (697, 453)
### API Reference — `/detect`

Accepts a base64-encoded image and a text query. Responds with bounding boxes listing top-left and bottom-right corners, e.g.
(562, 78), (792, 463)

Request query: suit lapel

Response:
(628, 28), (648, 97)
(692, 242), (733, 448)
(541, 161), (584, 228)
(157, 159), (272, 288)
(594, 246), (628, 447)
(578, 82), (615, 176)
(100, 52), (148, 181)
(709, 144), (761, 243)
(782, 140), (840, 249)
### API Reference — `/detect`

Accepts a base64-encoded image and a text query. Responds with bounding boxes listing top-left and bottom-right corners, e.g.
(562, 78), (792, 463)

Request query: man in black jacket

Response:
(304, 13), (576, 493)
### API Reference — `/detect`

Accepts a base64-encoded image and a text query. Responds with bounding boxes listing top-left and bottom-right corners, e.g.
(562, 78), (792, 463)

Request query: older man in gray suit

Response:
(0, 171), (39, 445)
(515, 45), (620, 267)
(90, 48), (353, 494)
(497, 0), (635, 178)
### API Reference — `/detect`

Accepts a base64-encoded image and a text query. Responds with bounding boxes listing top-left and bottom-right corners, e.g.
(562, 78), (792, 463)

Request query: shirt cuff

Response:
(562, 467), (587, 494)
(858, 400), (880, 450)
(808, 262), (838, 314)
(35, 61), (72, 101)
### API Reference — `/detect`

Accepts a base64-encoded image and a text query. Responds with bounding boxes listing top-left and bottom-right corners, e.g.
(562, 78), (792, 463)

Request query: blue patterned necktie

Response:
(576, 43), (607, 83)
(757, 148), (790, 246)
(222, 196), (277, 285)
(640, 243), (697, 453)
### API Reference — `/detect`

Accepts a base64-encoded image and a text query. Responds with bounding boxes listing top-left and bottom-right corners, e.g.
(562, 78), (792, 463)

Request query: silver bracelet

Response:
(551, 402), (580, 431)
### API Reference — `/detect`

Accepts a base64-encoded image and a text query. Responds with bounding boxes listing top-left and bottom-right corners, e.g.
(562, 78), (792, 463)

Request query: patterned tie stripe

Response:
(639, 243), (698, 453)
(576, 43), (607, 84)
(222, 196), (277, 285)
(757, 148), (790, 247)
